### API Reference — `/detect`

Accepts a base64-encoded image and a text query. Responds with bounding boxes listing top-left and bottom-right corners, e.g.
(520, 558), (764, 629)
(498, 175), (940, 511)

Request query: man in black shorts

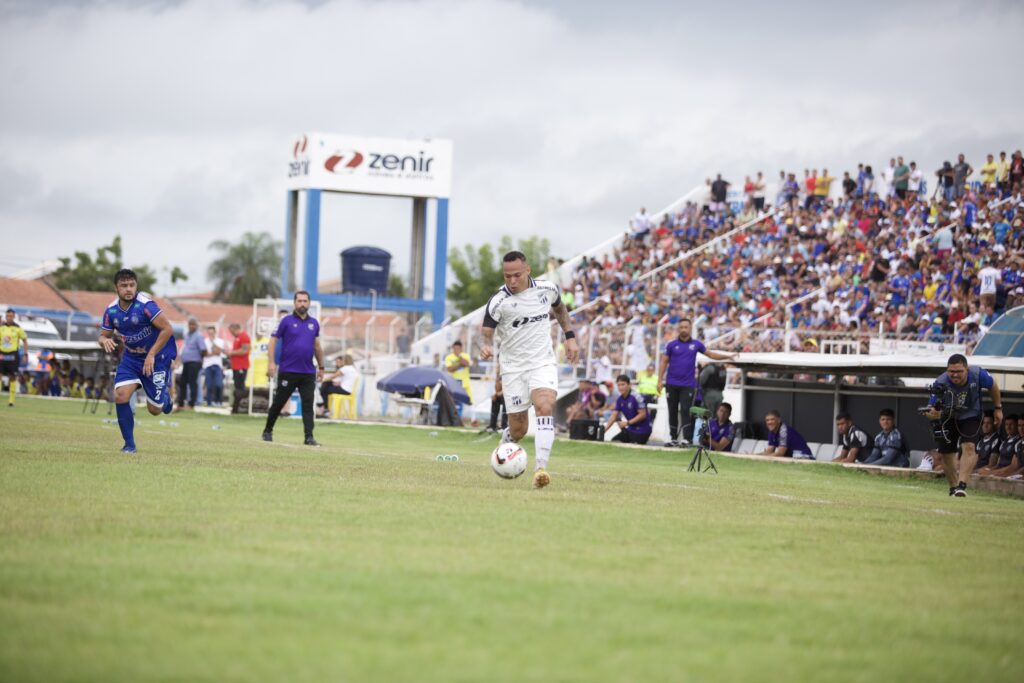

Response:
(0, 308), (29, 407)
(921, 354), (1003, 497)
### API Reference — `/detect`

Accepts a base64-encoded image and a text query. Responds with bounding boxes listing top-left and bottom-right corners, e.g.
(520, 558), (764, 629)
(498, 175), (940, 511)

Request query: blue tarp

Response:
(376, 366), (471, 405)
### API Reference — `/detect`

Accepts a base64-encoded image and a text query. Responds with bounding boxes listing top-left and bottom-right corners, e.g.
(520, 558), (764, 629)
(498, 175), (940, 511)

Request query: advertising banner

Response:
(286, 132), (453, 198)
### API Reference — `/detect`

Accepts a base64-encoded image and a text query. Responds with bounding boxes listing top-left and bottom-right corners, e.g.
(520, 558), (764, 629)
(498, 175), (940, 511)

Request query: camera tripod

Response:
(686, 406), (718, 474)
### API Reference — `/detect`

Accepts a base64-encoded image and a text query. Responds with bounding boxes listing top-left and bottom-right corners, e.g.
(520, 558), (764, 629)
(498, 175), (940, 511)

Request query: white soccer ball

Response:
(490, 442), (528, 479)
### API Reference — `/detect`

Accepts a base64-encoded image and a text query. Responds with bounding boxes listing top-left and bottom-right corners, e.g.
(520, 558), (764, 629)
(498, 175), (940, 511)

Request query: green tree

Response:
(447, 235), (551, 315)
(387, 273), (408, 298)
(52, 235), (162, 292)
(207, 231), (283, 304)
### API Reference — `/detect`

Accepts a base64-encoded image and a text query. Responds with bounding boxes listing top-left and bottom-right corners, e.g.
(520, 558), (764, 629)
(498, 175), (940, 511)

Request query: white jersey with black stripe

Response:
(484, 278), (561, 375)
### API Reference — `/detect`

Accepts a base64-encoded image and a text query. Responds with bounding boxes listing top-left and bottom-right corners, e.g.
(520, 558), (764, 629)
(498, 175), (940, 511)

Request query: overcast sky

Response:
(1, 0), (1021, 295)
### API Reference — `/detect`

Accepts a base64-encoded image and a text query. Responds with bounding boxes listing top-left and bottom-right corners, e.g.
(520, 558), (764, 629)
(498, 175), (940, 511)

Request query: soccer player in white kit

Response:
(478, 251), (579, 488)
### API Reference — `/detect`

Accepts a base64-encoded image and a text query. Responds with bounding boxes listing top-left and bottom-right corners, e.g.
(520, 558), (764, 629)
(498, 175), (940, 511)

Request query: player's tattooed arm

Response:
(477, 326), (495, 361)
(550, 299), (579, 365)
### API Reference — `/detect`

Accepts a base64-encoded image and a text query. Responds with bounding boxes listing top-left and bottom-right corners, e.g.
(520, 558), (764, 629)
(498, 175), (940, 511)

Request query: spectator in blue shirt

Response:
(603, 375), (651, 445)
(175, 317), (205, 410)
(762, 410), (814, 459)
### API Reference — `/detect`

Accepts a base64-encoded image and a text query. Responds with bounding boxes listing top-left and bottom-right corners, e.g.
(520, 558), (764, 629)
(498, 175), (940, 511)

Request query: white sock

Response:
(535, 416), (554, 470)
(500, 428), (514, 444)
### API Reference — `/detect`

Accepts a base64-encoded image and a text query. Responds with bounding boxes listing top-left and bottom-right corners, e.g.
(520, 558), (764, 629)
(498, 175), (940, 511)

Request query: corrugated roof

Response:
(0, 278), (73, 311)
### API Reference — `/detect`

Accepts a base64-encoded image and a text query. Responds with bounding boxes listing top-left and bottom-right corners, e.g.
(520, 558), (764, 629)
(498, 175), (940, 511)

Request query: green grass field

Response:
(1, 398), (1022, 682)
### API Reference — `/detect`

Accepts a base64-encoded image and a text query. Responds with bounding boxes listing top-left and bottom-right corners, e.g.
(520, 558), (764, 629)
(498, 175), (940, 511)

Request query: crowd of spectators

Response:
(560, 149), (1024, 363)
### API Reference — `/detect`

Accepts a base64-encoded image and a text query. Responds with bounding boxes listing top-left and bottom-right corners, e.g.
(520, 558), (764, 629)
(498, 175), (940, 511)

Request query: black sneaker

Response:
(665, 440), (679, 448)
(262, 431), (273, 442)
(953, 482), (967, 498)
(304, 437), (320, 447)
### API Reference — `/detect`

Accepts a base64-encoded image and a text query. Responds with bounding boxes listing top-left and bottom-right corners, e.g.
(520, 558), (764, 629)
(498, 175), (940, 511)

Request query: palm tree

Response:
(207, 232), (283, 304)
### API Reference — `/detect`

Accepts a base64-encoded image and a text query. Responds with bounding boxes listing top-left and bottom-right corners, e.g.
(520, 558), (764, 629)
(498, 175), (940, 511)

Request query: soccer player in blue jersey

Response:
(98, 269), (177, 453)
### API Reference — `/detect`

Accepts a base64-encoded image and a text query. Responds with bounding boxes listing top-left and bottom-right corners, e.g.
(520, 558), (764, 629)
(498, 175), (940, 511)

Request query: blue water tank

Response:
(341, 246), (391, 294)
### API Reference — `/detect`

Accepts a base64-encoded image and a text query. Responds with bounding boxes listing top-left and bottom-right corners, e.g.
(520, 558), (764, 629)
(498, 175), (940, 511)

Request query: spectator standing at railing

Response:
(752, 172), (766, 212)
(631, 207), (652, 238)
(658, 318), (736, 447)
(842, 171), (856, 199)
(814, 169), (833, 206)
(710, 174), (730, 214)
(980, 154), (998, 189)
(952, 153), (973, 199)
(893, 157), (910, 200)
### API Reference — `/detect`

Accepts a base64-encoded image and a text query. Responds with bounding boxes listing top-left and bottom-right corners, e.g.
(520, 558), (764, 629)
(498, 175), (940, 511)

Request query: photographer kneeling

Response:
(921, 354), (1003, 498)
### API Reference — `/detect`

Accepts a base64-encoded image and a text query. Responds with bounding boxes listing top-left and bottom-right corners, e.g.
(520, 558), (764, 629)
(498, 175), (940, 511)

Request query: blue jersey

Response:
(708, 419), (734, 451)
(664, 338), (706, 387)
(768, 422), (813, 458)
(614, 391), (651, 435)
(102, 293), (177, 359)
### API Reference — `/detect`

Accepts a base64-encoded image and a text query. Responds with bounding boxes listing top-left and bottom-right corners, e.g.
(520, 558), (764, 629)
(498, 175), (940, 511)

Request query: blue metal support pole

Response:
(282, 190), (295, 296)
(431, 197), (449, 328)
(303, 189), (322, 296)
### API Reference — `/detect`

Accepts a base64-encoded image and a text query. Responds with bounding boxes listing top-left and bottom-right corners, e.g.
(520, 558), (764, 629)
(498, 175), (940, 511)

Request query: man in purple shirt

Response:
(706, 402), (735, 452)
(603, 375), (652, 445)
(762, 409), (814, 459)
(262, 291), (325, 446)
(657, 318), (736, 447)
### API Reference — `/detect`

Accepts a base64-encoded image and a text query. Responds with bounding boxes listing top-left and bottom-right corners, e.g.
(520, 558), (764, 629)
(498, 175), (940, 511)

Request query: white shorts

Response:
(501, 364), (558, 414)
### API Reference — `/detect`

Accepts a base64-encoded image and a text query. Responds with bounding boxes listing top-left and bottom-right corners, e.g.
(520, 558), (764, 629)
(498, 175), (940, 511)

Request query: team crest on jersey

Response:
(307, 323), (314, 330)
(131, 315), (139, 324)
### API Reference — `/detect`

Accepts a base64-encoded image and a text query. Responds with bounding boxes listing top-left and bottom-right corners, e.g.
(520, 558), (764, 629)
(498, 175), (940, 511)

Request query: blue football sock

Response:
(162, 391), (173, 414)
(116, 402), (136, 449)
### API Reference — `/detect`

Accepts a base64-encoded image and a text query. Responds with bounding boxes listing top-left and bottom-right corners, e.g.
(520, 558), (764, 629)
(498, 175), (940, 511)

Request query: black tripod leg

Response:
(703, 450), (718, 474)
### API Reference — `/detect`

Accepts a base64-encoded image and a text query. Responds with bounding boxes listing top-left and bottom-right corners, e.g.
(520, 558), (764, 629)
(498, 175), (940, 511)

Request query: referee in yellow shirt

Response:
(444, 341), (473, 418)
(1, 309), (29, 407)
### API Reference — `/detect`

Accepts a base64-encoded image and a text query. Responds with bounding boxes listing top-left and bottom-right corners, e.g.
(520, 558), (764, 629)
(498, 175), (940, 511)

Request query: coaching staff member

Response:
(921, 353), (1003, 497)
(262, 291), (324, 446)
(657, 318), (736, 446)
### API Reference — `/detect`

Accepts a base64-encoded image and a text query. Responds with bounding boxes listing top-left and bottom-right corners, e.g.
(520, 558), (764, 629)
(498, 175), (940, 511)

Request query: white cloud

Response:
(0, 0), (1020, 294)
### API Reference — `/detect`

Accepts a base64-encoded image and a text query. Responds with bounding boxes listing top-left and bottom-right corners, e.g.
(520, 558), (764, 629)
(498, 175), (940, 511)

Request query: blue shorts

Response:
(114, 351), (174, 407)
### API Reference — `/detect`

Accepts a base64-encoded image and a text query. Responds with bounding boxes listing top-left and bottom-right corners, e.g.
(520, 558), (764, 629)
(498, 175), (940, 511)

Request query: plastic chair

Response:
(328, 376), (359, 419)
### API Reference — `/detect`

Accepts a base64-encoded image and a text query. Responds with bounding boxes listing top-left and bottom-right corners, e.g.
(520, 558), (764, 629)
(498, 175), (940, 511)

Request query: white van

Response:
(15, 316), (72, 372)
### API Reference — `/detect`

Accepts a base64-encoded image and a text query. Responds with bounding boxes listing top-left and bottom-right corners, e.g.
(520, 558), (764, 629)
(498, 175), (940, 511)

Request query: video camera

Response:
(918, 383), (952, 419)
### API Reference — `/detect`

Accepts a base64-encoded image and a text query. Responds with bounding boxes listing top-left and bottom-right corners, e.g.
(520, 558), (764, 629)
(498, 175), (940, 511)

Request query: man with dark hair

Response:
(227, 322), (251, 414)
(478, 250), (579, 488)
(922, 353), (1003, 496)
(658, 318), (736, 447)
(603, 374), (651, 445)
(1, 308), (29, 407)
(707, 402), (734, 452)
(863, 409), (909, 467)
(978, 414), (1019, 477)
(972, 410), (1001, 472)
(262, 291), (324, 446)
(176, 317), (204, 411)
(834, 412), (870, 464)
(762, 409), (813, 458)
(98, 268), (177, 453)
(444, 340), (473, 420)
